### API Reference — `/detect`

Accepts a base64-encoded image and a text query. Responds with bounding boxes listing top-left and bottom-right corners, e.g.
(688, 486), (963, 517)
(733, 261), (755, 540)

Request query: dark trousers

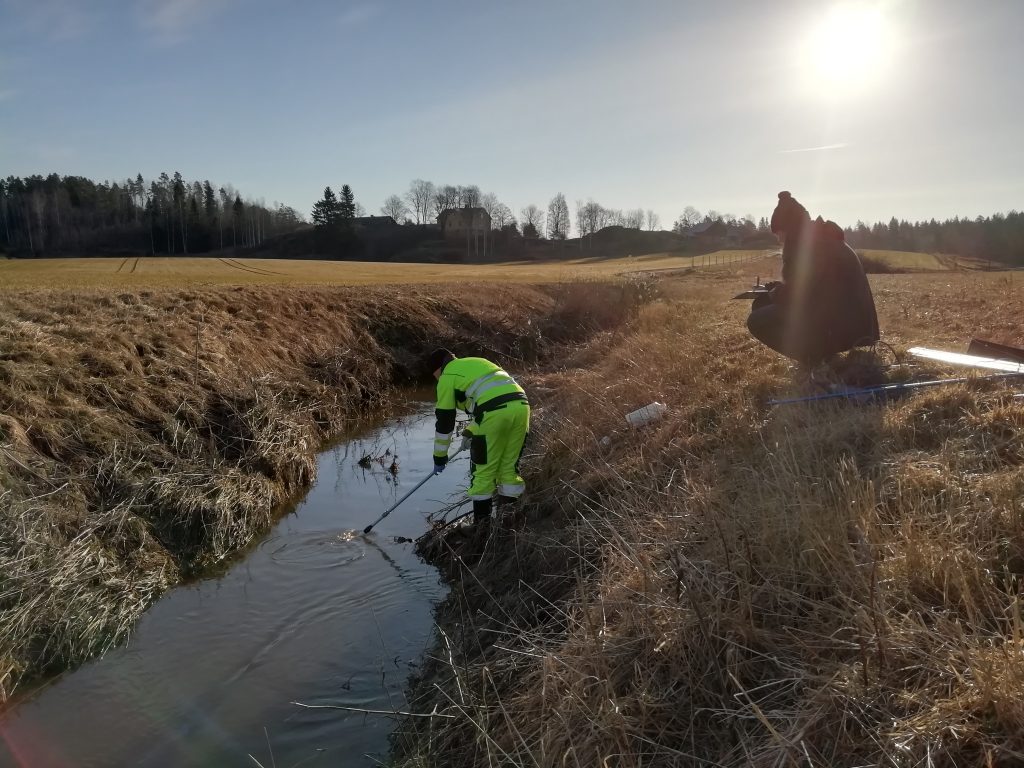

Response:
(747, 298), (847, 364)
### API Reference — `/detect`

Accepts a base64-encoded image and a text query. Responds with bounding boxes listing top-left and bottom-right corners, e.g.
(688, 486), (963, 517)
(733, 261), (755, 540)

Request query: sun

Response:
(801, 5), (893, 94)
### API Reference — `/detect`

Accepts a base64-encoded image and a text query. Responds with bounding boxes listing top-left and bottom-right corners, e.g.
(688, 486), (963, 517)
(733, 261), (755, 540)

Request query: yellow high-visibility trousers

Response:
(466, 402), (530, 500)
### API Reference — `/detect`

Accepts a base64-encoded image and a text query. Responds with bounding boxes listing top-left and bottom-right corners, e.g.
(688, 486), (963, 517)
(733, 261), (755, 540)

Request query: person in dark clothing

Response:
(746, 191), (879, 364)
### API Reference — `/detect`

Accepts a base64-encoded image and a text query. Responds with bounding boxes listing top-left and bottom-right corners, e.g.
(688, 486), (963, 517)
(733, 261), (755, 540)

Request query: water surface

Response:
(0, 402), (464, 767)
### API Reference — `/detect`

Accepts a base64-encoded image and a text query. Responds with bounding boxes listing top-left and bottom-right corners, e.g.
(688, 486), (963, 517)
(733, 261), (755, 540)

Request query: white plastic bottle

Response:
(625, 402), (667, 427)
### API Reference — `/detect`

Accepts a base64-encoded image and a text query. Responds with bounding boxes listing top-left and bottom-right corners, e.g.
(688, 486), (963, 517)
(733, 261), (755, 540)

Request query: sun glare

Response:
(801, 5), (893, 94)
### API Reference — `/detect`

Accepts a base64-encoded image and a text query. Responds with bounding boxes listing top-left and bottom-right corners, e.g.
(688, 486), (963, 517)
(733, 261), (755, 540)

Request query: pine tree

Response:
(203, 181), (216, 220)
(232, 195), (244, 247)
(133, 173), (145, 221)
(311, 186), (340, 227)
(339, 184), (356, 220)
(172, 171), (187, 253)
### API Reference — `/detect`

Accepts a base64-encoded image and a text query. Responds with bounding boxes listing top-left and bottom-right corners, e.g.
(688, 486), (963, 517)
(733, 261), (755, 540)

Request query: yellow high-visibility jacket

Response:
(433, 357), (527, 460)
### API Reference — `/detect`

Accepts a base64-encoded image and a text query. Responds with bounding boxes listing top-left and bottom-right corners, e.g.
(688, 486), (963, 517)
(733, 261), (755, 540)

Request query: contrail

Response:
(778, 142), (849, 154)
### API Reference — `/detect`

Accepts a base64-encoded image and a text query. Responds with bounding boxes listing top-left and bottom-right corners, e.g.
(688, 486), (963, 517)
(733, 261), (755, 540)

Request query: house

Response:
(437, 207), (490, 239)
(437, 206), (491, 259)
(688, 219), (727, 239)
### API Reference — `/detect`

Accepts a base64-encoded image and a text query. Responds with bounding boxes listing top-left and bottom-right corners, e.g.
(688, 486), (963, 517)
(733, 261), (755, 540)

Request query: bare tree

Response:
(547, 193), (570, 239)
(625, 208), (645, 229)
(458, 185), (481, 208)
(404, 179), (434, 224)
(520, 204), (545, 237)
(381, 194), (410, 222)
(601, 207), (621, 228)
(432, 184), (459, 218)
(576, 199), (605, 245)
(675, 206), (702, 231)
(479, 192), (499, 220)
(646, 209), (661, 231)
(585, 200), (603, 237)
(575, 199), (587, 240)
(492, 202), (513, 229)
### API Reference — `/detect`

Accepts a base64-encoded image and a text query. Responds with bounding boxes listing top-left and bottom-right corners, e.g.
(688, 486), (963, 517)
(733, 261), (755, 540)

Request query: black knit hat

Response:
(425, 347), (455, 376)
(770, 191), (810, 234)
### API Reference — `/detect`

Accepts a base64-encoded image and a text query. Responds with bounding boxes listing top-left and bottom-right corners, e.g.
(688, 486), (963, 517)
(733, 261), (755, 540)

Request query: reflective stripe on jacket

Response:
(433, 357), (526, 459)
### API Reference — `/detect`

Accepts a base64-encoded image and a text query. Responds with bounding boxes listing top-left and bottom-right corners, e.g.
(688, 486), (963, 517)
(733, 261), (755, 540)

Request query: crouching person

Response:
(747, 191), (880, 365)
(426, 348), (530, 524)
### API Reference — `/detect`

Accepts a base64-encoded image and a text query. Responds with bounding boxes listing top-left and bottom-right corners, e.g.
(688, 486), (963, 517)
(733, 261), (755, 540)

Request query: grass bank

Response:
(400, 264), (1024, 766)
(0, 280), (650, 702)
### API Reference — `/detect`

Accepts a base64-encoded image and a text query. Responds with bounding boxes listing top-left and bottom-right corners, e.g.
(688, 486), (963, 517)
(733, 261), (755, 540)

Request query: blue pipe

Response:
(769, 372), (1024, 406)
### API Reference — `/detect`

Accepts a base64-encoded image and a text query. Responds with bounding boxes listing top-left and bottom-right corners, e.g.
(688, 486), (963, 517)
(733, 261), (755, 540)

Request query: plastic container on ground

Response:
(625, 402), (668, 428)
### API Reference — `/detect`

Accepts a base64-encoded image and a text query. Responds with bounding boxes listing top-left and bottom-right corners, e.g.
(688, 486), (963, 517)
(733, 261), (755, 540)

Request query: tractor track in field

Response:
(218, 257), (283, 277)
(115, 257), (141, 274)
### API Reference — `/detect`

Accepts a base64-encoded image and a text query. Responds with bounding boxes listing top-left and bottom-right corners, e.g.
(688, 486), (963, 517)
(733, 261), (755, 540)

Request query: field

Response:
(855, 249), (1003, 272)
(0, 247), (992, 290)
(0, 251), (764, 289)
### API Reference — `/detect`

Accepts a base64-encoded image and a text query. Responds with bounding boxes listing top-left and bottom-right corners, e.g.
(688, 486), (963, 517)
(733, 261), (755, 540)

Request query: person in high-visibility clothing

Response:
(426, 348), (530, 524)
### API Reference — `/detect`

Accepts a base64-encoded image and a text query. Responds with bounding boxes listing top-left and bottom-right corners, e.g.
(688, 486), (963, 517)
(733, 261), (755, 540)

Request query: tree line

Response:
(6, 171), (1020, 265)
(665, 204), (1024, 265)
(377, 180), (665, 242)
(0, 173), (305, 256)
(843, 212), (1024, 265)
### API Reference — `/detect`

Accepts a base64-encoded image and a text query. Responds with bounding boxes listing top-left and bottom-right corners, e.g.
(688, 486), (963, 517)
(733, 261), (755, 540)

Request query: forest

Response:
(0, 173), (304, 256)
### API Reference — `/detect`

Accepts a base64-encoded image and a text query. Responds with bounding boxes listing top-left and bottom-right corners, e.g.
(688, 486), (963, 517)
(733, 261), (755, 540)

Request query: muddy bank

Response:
(0, 280), (646, 699)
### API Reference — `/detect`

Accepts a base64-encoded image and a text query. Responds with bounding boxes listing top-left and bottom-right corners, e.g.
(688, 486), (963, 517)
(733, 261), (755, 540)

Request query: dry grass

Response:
(399, 261), (1024, 767)
(858, 250), (1007, 274)
(858, 249), (948, 272)
(0, 280), (647, 702)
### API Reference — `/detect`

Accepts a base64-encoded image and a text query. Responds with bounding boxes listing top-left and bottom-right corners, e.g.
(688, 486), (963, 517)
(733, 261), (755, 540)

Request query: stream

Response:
(0, 401), (463, 767)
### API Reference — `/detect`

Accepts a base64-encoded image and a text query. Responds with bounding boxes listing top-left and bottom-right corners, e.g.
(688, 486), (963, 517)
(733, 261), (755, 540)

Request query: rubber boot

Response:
(497, 495), (519, 508)
(472, 498), (493, 524)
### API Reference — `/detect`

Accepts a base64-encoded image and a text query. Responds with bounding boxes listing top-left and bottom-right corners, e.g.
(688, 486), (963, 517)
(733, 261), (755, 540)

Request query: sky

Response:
(1, 0), (1022, 230)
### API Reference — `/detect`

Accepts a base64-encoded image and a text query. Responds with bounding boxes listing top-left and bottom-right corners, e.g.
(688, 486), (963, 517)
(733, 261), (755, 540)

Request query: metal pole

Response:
(362, 446), (466, 533)
(769, 372), (1024, 406)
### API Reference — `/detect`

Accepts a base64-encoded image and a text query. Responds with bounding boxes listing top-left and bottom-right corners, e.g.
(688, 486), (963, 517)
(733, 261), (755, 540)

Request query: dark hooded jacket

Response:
(778, 216), (880, 351)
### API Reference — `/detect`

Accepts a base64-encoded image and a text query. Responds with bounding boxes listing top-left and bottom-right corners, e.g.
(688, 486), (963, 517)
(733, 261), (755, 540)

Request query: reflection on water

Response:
(0, 402), (467, 767)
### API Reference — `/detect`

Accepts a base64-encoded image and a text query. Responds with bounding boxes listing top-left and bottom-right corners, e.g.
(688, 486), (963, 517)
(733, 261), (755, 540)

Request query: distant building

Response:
(688, 219), (727, 238)
(437, 207), (490, 238)
(437, 206), (491, 259)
